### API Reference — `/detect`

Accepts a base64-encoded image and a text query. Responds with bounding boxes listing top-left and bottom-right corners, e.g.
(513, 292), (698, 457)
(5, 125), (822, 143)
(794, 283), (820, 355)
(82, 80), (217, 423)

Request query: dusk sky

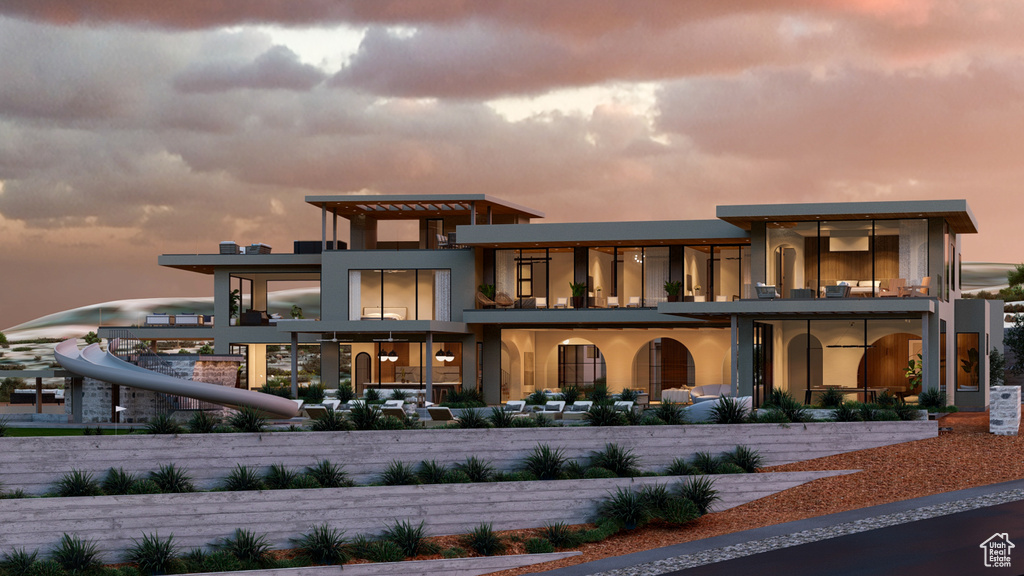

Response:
(1, 1), (1022, 330)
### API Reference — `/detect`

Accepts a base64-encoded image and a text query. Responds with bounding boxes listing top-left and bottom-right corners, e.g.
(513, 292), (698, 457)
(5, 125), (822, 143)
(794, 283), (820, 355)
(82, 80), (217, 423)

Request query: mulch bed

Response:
(487, 412), (1023, 575)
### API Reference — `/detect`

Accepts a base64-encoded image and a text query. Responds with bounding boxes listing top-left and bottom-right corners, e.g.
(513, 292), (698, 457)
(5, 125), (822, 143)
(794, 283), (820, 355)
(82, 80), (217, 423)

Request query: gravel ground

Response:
(488, 412), (1022, 576)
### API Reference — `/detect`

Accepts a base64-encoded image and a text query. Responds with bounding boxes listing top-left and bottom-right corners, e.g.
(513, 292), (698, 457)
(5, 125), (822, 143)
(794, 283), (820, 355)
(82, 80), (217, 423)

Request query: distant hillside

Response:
(3, 288), (321, 341)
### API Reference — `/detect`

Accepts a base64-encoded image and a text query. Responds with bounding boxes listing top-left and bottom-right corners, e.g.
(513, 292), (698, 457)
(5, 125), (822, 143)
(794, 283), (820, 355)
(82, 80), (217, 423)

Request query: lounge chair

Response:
(503, 400), (527, 413)
(690, 384), (733, 403)
(427, 406), (456, 423)
(381, 406), (408, 420)
(613, 400), (634, 413)
(561, 400), (593, 421)
(303, 405), (329, 419)
(906, 276), (932, 297)
(755, 283), (779, 299)
(626, 296), (641, 308)
(535, 297), (548, 308)
(476, 292), (497, 309)
(607, 296), (619, 308)
(553, 297), (568, 309)
(879, 278), (906, 298)
(495, 292), (515, 308)
(538, 400), (565, 419)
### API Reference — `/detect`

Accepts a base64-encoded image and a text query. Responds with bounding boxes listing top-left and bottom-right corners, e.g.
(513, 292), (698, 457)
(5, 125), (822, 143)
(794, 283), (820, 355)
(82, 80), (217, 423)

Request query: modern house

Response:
(94, 195), (999, 419)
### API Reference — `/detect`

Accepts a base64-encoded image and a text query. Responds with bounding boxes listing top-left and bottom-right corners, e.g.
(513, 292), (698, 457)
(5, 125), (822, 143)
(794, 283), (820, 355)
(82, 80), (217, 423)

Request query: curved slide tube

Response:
(55, 339), (300, 418)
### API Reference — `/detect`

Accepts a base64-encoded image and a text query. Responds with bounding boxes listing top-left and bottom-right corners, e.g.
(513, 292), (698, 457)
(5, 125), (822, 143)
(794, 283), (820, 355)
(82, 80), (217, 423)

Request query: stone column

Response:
(989, 386), (1021, 436)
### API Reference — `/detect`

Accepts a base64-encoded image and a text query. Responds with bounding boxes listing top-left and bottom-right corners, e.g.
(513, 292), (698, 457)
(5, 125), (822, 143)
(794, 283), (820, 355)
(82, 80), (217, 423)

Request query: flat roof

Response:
(158, 254), (323, 274)
(456, 220), (749, 248)
(659, 297), (937, 321)
(717, 199), (977, 234)
(305, 194), (544, 220)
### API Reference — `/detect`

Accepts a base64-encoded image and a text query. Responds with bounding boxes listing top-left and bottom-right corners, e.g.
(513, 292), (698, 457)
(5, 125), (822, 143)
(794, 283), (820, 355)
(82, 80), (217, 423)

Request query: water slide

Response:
(54, 339), (300, 418)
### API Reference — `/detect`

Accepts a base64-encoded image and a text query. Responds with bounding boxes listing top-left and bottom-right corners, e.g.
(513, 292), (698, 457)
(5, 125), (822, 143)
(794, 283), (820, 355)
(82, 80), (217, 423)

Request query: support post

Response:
(425, 332), (434, 406)
(731, 315), (739, 397)
(321, 205), (327, 251)
(35, 377), (43, 414)
(290, 332), (299, 399)
(921, 312), (930, 391)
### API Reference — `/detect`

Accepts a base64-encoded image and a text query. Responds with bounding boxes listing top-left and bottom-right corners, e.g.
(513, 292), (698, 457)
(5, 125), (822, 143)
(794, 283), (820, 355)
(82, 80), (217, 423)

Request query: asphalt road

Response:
(666, 499), (1024, 576)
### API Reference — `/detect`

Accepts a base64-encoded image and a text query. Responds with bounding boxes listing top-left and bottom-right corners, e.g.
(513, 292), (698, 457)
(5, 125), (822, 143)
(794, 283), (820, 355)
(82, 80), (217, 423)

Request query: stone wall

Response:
(990, 386), (1021, 435)
(0, 421), (936, 495)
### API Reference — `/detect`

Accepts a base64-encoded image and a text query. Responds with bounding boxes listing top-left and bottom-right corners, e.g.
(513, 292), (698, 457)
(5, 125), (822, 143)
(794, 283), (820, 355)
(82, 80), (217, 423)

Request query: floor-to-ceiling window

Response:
(349, 269), (450, 321)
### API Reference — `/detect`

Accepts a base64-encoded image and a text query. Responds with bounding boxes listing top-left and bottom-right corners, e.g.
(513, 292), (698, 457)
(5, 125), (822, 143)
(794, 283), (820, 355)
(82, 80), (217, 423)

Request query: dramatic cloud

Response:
(1, 1), (1023, 328)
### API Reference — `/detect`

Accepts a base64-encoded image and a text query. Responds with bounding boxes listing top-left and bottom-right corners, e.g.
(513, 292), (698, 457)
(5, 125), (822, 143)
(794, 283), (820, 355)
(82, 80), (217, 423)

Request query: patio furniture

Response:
(613, 400), (634, 412)
(303, 405), (330, 419)
(755, 283), (779, 299)
(607, 296), (619, 308)
(553, 297), (568, 309)
(690, 384), (733, 403)
(561, 401), (593, 421)
(427, 406), (456, 422)
(879, 278), (907, 298)
(906, 276), (932, 297)
(495, 292), (515, 308)
(824, 284), (852, 298)
(145, 314), (173, 326)
(476, 292), (497, 308)
(661, 388), (691, 404)
(535, 297), (548, 308)
(436, 234), (450, 249)
(538, 400), (565, 419)
(381, 406), (408, 419)
(503, 400), (527, 413)
(626, 296), (641, 308)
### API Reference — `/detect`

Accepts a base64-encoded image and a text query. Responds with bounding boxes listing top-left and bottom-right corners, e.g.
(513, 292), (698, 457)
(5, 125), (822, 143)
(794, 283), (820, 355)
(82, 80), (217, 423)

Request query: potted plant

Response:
(664, 280), (682, 302)
(290, 304), (304, 319)
(478, 283), (496, 309)
(569, 282), (587, 309)
(904, 353), (922, 396)
(229, 289), (241, 325)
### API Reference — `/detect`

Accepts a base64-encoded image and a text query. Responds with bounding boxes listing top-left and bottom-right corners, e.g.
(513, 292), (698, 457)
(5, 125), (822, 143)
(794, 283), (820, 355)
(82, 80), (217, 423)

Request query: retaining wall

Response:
(0, 421), (935, 495)
(0, 471), (851, 560)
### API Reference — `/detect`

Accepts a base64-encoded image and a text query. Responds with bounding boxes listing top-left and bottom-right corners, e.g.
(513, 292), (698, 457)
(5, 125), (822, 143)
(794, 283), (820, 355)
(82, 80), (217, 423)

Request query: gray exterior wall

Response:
(955, 298), (996, 410)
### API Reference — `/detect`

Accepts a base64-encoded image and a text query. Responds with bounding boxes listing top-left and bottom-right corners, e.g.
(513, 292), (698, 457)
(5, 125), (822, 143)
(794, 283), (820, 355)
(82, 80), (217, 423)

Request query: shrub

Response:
(144, 413), (182, 435)
(454, 456), (494, 482)
(623, 408), (645, 426)
(444, 387), (486, 406)
(347, 404), (382, 430)
(381, 520), (431, 557)
(445, 469), (472, 483)
(665, 457), (697, 476)
(524, 538), (554, 554)
(875, 390), (897, 408)
(305, 460), (353, 488)
(678, 476), (719, 515)
(376, 414), (408, 430)
(487, 406), (516, 428)
(831, 402), (861, 422)
(856, 402), (877, 422)
(187, 411), (219, 434)
(416, 460), (450, 484)
(441, 546), (467, 559)
(101, 467), (138, 496)
(259, 384), (292, 398)
(380, 460), (420, 486)
(310, 407), (351, 432)
(54, 469), (103, 497)
(893, 400), (919, 421)
(722, 445), (763, 473)
(763, 390), (808, 422)
(588, 380), (610, 404)
(127, 479), (162, 495)
(817, 387), (846, 408)
(641, 415), (667, 426)
(638, 484), (673, 510)
(542, 522), (580, 549)
(599, 487), (650, 529)
(583, 404), (626, 427)
(302, 383), (325, 404)
(710, 396), (748, 424)
(525, 389), (548, 405)
(717, 462), (746, 474)
(293, 524), (348, 565)
(589, 443), (640, 477)
(0, 547), (39, 576)
(219, 529), (273, 566)
(264, 463), (298, 490)
(523, 444), (566, 480)
(337, 383), (355, 403)
(289, 474), (322, 490)
(222, 465), (266, 491)
(654, 496), (701, 525)
(388, 388), (408, 401)
(364, 388), (381, 402)
(227, 406), (267, 433)
(918, 389), (946, 411)
(463, 523), (505, 556)
(653, 402), (685, 425)
(874, 409), (900, 421)
(51, 533), (102, 575)
(576, 518), (621, 543)
(149, 464), (194, 493)
(0, 416), (8, 437)
(361, 540), (405, 563)
(509, 415), (539, 428)
(26, 559), (65, 576)
(125, 532), (178, 576)
(752, 409), (792, 423)
(562, 460), (586, 479)
(455, 409), (492, 429)
(691, 451), (722, 475)
(583, 466), (618, 479)
(559, 384), (581, 405)
(618, 388), (640, 402)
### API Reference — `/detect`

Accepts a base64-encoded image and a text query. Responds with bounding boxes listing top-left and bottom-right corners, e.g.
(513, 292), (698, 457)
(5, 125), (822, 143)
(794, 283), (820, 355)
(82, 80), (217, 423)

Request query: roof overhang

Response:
(462, 308), (714, 327)
(659, 298), (938, 321)
(717, 199), (977, 234)
(456, 220), (749, 248)
(274, 320), (470, 337)
(305, 194), (543, 221)
(158, 254), (323, 275)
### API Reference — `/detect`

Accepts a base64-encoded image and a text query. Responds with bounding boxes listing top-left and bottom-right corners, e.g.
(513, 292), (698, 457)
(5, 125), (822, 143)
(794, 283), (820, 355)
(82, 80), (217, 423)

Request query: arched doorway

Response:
(354, 352), (371, 394)
(500, 341), (522, 402)
(632, 338), (694, 401)
(558, 338), (606, 392)
(788, 334), (823, 403)
(858, 332), (918, 398)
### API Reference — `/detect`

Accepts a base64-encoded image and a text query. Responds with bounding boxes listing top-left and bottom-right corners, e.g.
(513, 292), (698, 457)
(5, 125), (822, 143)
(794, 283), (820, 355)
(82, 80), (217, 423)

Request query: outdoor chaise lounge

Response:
(427, 406), (456, 423)
(538, 400), (566, 419)
(503, 400), (527, 413)
(613, 400), (634, 413)
(561, 400), (593, 421)
(755, 282), (779, 299)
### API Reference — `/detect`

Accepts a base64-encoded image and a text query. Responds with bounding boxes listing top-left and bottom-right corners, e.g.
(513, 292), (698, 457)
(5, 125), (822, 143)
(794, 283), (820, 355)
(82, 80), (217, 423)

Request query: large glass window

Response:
(956, 333), (980, 391)
(558, 344), (606, 388)
(349, 269), (450, 321)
